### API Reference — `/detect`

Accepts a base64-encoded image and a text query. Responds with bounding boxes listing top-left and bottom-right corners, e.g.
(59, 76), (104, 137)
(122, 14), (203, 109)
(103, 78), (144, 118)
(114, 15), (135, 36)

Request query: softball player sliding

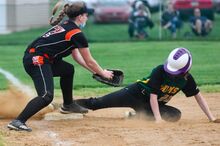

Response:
(7, 1), (113, 132)
(77, 48), (220, 123)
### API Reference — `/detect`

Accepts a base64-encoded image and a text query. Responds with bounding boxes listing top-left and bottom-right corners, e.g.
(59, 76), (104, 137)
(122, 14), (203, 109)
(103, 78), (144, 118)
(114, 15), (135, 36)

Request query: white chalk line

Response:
(45, 131), (76, 146)
(0, 67), (34, 96)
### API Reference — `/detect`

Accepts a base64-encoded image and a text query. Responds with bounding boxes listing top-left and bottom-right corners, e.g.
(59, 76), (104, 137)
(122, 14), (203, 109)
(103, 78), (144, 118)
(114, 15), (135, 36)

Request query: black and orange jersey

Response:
(137, 65), (199, 104)
(25, 20), (88, 61)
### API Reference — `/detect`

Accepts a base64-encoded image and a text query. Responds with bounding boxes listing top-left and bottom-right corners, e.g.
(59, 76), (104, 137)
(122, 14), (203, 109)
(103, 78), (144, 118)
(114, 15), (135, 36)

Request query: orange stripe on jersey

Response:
(29, 48), (35, 53)
(65, 29), (81, 41)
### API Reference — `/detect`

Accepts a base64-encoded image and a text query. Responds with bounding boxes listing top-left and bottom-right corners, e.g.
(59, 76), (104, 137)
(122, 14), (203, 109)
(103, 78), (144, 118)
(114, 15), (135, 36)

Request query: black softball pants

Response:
(16, 60), (74, 122)
(76, 83), (181, 122)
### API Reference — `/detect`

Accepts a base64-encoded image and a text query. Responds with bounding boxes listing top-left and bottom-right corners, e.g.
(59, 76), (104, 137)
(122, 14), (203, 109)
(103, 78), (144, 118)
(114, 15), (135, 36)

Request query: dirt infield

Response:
(0, 89), (220, 146)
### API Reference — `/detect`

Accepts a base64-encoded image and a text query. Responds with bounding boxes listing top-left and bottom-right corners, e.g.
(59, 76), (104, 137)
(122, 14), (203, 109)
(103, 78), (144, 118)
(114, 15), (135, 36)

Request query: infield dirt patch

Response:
(0, 89), (220, 146)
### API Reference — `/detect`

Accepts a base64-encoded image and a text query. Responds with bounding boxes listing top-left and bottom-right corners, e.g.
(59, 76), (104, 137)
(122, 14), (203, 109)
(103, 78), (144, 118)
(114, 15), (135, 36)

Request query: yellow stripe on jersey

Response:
(137, 79), (150, 84)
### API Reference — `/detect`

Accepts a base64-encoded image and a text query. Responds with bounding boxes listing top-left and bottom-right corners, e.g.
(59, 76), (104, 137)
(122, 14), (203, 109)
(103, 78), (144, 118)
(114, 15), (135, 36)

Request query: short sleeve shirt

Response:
(25, 20), (88, 61)
(137, 65), (199, 104)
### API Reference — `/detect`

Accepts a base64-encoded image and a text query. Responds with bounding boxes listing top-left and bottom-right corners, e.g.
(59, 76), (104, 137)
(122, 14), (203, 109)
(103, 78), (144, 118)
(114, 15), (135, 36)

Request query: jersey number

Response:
(158, 95), (173, 103)
(43, 26), (65, 38)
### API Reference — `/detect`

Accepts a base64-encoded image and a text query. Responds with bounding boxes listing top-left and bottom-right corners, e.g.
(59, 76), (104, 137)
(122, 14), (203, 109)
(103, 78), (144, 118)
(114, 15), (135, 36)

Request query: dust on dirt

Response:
(0, 87), (54, 119)
(0, 89), (220, 146)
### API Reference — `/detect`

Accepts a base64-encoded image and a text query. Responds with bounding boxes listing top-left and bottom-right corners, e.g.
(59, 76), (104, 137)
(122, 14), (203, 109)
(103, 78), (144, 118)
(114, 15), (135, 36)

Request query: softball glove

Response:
(93, 69), (124, 87)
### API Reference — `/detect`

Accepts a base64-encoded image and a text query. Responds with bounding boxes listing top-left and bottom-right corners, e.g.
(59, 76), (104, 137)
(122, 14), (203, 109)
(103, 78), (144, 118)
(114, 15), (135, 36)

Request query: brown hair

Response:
(50, 0), (86, 26)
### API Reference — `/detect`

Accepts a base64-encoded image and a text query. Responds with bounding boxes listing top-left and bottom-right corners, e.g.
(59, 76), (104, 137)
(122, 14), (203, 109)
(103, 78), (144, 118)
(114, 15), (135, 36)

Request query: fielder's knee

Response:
(42, 92), (53, 105)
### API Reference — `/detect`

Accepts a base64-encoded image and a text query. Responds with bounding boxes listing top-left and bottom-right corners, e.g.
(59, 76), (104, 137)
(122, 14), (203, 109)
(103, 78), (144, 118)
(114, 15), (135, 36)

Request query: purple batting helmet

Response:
(164, 48), (192, 75)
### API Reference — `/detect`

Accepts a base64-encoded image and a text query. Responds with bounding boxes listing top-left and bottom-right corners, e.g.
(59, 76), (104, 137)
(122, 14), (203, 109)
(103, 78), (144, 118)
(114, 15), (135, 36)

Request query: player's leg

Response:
(128, 22), (135, 38)
(8, 64), (54, 131)
(76, 88), (133, 110)
(52, 60), (74, 105)
(159, 104), (181, 122)
(195, 19), (202, 35)
(51, 60), (88, 114)
(203, 20), (212, 36)
(143, 104), (181, 122)
(18, 64), (54, 119)
(169, 20), (177, 38)
(76, 83), (146, 111)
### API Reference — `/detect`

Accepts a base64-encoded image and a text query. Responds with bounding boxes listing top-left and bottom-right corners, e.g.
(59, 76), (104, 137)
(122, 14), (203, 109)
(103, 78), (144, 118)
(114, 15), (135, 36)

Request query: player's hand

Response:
(102, 69), (114, 80)
(92, 69), (124, 87)
(155, 119), (165, 124)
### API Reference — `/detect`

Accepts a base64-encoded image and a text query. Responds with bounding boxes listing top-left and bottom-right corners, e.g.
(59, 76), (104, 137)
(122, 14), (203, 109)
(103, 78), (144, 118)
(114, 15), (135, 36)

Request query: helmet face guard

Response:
(164, 48), (192, 76)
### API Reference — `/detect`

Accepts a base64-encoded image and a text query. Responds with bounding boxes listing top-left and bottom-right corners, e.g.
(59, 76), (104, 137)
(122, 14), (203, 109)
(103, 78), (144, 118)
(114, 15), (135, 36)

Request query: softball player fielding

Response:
(7, 1), (113, 132)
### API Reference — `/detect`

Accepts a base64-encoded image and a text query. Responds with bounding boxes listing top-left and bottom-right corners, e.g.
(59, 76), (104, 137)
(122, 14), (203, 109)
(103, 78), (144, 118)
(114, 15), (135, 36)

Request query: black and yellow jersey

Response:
(137, 65), (199, 104)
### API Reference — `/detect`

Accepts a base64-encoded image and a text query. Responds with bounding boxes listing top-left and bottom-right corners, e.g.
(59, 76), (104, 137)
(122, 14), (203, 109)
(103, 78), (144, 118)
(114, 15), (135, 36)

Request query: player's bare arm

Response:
(194, 92), (217, 122)
(78, 47), (113, 79)
(150, 93), (163, 123)
(71, 49), (94, 73)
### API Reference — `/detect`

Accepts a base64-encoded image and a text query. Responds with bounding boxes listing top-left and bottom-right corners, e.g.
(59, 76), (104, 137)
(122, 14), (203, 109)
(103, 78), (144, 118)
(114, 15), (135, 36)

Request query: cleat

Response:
(60, 101), (88, 114)
(75, 99), (90, 109)
(75, 98), (96, 110)
(7, 120), (32, 132)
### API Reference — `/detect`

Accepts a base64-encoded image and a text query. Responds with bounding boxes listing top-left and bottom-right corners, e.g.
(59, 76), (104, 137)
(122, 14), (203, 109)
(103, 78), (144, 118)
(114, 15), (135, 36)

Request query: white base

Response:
(44, 112), (83, 121)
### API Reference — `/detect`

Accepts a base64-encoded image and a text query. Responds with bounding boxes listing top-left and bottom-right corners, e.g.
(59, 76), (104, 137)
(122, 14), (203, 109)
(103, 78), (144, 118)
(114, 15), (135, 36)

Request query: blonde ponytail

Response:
(50, 0), (69, 26)
(50, 1), (87, 26)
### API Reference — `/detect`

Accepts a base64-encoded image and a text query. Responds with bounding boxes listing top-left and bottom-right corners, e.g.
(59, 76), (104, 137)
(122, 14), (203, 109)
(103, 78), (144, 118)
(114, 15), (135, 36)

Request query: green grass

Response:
(0, 141), (4, 146)
(0, 41), (220, 92)
(0, 12), (220, 94)
(70, 41), (220, 87)
(0, 132), (5, 146)
(0, 75), (7, 90)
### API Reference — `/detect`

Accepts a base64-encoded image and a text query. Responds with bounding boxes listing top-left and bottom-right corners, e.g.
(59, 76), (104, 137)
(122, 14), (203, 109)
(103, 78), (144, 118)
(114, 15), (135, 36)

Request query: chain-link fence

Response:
(0, 0), (219, 45)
